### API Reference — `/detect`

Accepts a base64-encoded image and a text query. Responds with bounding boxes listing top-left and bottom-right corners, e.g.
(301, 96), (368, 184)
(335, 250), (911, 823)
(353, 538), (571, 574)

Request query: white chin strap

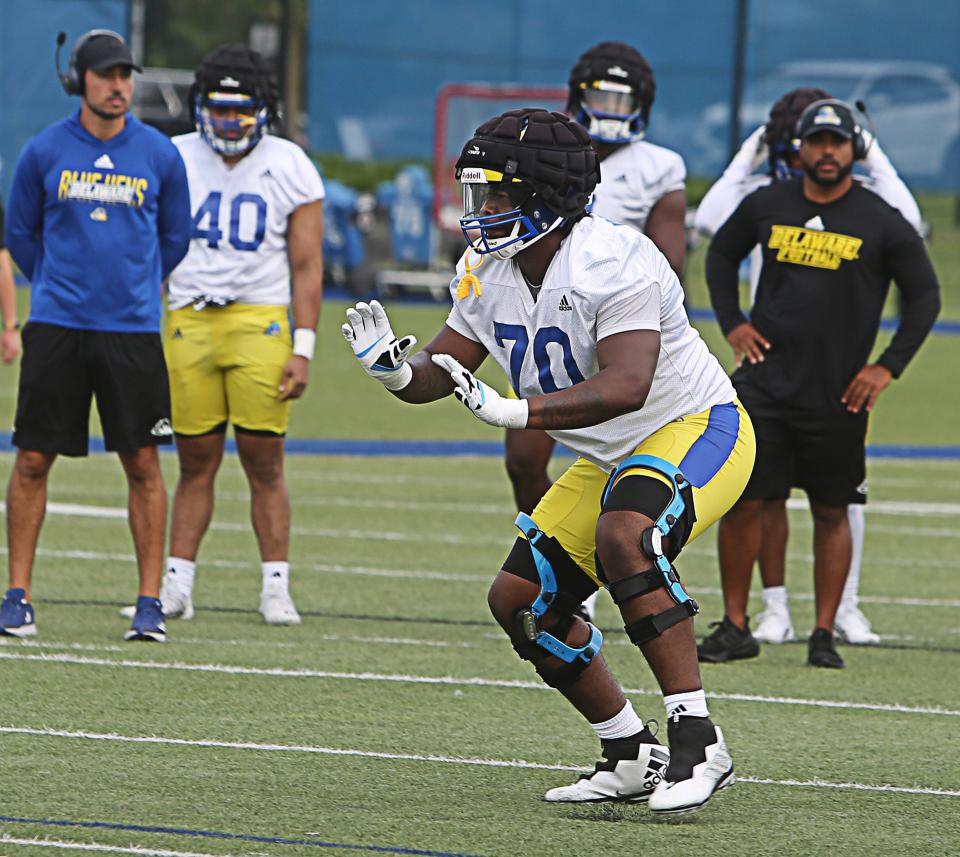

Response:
(588, 115), (643, 143)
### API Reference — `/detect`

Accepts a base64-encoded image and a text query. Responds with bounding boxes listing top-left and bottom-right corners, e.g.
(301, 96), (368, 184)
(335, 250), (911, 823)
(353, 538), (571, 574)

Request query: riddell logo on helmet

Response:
(219, 76), (241, 88)
(460, 168), (487, 184)
(606, 65), (629, 78)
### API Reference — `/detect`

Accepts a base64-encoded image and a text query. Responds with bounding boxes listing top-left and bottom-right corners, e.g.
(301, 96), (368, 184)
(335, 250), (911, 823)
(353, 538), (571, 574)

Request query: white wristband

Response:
(501, 398), (529, 429)
(381, 362), (413, 392)
(293, 328), (316, 360)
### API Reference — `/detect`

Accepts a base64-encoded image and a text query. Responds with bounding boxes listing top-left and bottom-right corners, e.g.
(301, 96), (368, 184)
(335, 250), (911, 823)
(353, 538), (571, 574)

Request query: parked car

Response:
(131, 67), (195, 137)
(691, 60), (960, 185)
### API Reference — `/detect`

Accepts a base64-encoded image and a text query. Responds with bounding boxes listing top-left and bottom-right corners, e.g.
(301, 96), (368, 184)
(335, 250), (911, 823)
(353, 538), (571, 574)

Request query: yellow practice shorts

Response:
(164, 304), (293, 436)
(527, 400), (756, 585)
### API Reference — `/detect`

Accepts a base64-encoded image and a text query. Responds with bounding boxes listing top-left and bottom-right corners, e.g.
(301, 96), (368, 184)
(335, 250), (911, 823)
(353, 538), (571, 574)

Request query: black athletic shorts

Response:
(738, 387), (868, 506)
(13, 322), (173, 457)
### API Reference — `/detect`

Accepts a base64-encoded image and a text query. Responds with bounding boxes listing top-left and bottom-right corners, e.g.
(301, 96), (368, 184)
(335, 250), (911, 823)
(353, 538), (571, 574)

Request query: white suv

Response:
(692, 60), (960, 185)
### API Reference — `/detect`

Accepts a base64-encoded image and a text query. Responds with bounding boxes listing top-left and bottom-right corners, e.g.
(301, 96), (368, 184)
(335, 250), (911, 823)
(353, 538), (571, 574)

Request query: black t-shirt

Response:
(706, 179), (940, 411)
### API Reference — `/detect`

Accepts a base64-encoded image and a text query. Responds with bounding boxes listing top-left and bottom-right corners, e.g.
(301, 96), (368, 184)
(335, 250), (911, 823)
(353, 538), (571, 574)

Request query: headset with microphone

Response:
(55, 29), (126, 96)
(794, 97), (876, 161)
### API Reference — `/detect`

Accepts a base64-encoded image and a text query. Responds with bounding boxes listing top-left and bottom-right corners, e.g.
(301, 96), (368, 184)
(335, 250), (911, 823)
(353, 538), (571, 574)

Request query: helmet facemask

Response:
(575, 80), (644, 143)
(196, 90), (269, 156)
(459, 170), (565, 261)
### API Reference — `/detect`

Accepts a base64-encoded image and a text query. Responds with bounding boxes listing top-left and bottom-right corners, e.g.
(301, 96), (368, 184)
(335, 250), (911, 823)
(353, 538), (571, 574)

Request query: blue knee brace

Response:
(601, 455), (699, 642)
(514, 512), (603, 666)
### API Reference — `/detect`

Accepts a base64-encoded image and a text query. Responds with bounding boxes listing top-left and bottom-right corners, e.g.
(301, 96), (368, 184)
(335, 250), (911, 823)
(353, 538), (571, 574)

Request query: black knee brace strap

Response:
(607, 569), (661, 605)
(624, 602), (697, 647)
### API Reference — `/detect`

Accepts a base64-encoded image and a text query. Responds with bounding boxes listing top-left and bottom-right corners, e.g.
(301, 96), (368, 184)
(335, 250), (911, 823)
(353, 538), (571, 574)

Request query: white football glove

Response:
(342, 300), (417, 391)
(731, 125), (769, 174)
(431, 353), (528, 429)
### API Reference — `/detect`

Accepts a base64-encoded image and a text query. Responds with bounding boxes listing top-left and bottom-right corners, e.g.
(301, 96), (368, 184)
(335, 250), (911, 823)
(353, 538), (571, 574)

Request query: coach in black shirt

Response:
(702, 99), (940, 668)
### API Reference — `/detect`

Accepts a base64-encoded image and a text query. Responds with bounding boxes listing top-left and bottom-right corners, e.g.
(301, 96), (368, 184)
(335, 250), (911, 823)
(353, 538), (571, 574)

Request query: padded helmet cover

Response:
(455, 108), (600, 219)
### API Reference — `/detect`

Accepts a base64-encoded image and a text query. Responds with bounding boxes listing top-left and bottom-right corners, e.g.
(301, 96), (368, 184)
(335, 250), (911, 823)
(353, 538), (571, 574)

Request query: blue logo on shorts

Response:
(264, 321), (281, 337)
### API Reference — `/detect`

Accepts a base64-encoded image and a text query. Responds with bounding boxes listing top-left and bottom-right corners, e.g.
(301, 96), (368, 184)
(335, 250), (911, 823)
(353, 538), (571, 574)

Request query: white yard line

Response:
(6, 546), (960, 606)
(1, 651), (957, 717)
(1, 726), (956, 799)
(6, 496), (959, 521)
(0, 836), (222, 857)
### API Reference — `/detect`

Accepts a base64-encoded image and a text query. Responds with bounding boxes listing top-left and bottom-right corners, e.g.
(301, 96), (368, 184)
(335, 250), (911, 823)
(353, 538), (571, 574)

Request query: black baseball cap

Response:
(796, 100), (856, 141)
(77, 32), (142, 74)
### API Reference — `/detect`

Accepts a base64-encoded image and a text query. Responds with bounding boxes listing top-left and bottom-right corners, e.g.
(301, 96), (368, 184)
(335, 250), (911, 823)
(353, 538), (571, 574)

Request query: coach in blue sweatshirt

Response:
(1, 30), (190, 643)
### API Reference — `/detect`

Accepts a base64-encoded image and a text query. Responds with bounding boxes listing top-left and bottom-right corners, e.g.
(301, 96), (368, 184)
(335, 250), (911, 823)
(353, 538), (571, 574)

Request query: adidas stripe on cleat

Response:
(544, 740), (669, 803)
(124, 596), (166, 643)
(648, 717), (734, 815)
(0, 588), (36, 637)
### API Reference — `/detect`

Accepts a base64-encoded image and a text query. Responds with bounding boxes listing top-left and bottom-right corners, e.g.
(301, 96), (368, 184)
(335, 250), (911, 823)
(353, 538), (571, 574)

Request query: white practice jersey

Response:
(168, 133), (325, 309)
(446, 217), (734, 471)
(589, 139), (686, 233)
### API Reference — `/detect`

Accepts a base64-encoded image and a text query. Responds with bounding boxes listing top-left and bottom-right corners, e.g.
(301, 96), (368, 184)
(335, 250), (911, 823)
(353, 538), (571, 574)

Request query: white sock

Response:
(262, 561), (290, 592)
(664, 690), (709, 720)
(841, 504), (866, 608)
(590, 700), (646, 741)
(166, 557), (196, 594)
(761, 585), (788, 608)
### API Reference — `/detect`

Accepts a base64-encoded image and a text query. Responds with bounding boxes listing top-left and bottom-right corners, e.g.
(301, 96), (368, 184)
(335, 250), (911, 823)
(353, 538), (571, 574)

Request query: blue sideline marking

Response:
(0, 434), (957, 459)
(10, 278), (960, 335)
(684, 306), (960, 336)
(0, 815), (487, 857)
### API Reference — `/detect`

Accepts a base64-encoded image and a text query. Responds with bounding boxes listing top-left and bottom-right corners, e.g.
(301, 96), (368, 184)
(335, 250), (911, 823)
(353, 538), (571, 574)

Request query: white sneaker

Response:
(544, 743), (669, 803)
(260, 586), (301, 625)
(754, 602), (794, 644)
(835, 604), (880, 645)
(648, 719), (734, 816)
(160, 576), (194, 620)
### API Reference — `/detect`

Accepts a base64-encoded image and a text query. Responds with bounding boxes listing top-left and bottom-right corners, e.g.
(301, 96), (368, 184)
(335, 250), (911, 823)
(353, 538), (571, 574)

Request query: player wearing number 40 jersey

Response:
(343, 109), (755, 816)
(161, 45), (324, 628)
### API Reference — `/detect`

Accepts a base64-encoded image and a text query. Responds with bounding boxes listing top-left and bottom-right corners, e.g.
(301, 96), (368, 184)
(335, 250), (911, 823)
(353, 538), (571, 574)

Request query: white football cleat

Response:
(260, 586), (301, 626)
(754, 602), (795, 644)
(544, 743), (669, 803)
(835, 604), (880, 645)
(160, 576), (194, 620)
(649, 718), (734, 816)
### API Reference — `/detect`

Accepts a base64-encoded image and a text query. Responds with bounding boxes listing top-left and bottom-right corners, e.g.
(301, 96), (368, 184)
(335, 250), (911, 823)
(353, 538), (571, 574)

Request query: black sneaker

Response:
(807, 628), (844, 668)
(697, 616), (760, 663)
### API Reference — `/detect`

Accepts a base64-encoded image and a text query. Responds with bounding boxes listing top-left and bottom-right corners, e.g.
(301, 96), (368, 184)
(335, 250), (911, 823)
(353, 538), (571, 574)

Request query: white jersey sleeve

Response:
(445, 218), (734, 469)
(168, 133), (325, 309)
(589, 140), (686, 234)
(859, 138), (922, 233)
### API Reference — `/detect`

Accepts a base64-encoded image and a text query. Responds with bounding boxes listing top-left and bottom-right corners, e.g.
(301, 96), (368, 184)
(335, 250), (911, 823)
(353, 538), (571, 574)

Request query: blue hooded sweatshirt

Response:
(4, 110), (190, 333)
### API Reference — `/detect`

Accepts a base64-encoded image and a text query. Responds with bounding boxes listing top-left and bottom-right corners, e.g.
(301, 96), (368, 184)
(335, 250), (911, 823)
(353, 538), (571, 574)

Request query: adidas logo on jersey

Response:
(94, 154), (115, 169)
(89, 207), (108, 222)
(172, 328), (183, 340)
(558, 295), (573, 312)
(804, 215), (826, 231)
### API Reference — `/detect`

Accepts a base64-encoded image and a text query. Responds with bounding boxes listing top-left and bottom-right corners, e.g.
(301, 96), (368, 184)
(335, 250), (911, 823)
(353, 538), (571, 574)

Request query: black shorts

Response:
(739, 392), (868, 507)
(13, 322), (173, 457)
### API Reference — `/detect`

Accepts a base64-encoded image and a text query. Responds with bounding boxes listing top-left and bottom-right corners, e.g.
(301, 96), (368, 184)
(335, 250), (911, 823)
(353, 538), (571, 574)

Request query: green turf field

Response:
(1, 197), (958, 856)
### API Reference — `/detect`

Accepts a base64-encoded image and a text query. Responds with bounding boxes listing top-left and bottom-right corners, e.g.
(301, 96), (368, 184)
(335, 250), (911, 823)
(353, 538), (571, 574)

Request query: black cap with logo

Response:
(795, 100), (857, 141)
(76, 32), (142, 75)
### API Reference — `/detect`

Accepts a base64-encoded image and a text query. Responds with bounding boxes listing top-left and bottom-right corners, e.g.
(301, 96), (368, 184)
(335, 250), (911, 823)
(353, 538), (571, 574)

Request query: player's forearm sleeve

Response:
(4, 147), (43, 281)
(877, 241), (941, 378)
(158, 150), (192, 279)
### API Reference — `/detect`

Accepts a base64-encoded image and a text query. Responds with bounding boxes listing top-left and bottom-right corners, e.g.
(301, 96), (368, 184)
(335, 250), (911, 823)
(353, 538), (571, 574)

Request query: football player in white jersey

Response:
(694, 88), (921, 649)
(504, 44), (689, 631)
(343, 109), (756, 815)
(160, 46), (324, 626)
